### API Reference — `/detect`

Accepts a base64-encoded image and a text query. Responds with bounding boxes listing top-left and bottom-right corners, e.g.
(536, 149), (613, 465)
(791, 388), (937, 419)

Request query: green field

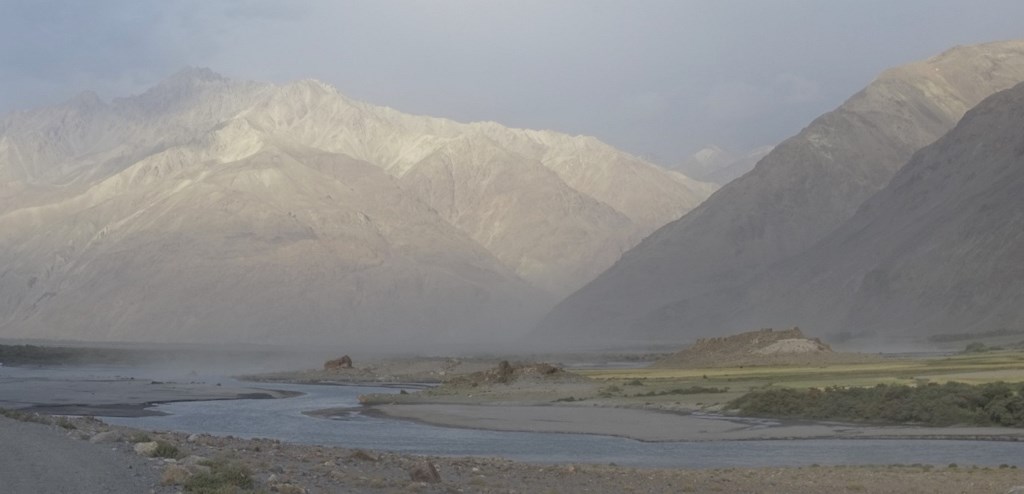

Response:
(575, 350), (1024, 411)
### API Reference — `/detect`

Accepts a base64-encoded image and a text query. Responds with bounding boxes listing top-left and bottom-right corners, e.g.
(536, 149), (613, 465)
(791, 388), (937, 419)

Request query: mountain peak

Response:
(67, 90), (105, 109)
(164, 66), (227, 85)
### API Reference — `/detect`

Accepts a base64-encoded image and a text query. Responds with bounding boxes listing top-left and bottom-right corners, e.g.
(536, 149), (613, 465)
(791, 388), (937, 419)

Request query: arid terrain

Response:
(5, 411), (1024, 494)
(4, 336), (1024, 492)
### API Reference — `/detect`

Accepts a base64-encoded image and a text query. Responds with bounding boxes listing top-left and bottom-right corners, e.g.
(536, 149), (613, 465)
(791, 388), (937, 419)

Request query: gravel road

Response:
(0, 416), (162, 494)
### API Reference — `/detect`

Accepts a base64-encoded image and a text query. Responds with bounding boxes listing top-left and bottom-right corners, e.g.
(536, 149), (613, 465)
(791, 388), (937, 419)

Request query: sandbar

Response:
(372, 403), (1024, 442)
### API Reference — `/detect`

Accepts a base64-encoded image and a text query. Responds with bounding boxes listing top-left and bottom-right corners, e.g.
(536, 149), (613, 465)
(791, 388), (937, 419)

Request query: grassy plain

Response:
(575, 350), (1024, 411)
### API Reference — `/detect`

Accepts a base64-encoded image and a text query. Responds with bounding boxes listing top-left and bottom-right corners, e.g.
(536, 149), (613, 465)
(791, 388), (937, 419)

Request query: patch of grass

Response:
(0, 408), (49, 424)
(54, 417), (77, 430)
(128, 432), (152, 443)
(729, 381), (1024, 427)
(184, 458), (254, 493)
(153, 440), (184, 459)
(581, 350), (1024, 394)
(634, 386), (729, 397)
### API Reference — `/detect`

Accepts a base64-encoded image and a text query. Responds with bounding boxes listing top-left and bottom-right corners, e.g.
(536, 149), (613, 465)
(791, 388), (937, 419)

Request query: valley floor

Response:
(3, 349), (1024, 492)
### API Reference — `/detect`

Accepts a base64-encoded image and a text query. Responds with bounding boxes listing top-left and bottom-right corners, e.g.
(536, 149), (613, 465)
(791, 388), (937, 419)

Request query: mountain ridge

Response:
(537, 39), (1024, 345)
(0, 69), (712, 345)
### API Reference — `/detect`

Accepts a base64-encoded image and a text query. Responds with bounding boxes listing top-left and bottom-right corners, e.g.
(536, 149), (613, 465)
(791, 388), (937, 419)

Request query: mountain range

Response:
(0, 68), (713, 346)
(674, 145), (774, 185)
(538, 40), (1024, 346)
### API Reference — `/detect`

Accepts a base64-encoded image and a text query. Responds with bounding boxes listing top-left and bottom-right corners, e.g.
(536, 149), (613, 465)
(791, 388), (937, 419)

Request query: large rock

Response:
(324, 355), (353, 370)
(408, 461), (441, 483)
(133, 441), (159, 457)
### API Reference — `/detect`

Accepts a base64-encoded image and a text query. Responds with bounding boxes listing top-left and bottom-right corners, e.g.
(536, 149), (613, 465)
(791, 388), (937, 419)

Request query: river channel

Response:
(102, 380), (1024, 469)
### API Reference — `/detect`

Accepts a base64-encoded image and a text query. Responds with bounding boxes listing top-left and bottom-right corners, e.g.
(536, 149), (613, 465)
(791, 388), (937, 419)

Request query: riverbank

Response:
(0, 365), (298, 417)
(4, 412), (1024, 493)
(365, 402), (1024, 442)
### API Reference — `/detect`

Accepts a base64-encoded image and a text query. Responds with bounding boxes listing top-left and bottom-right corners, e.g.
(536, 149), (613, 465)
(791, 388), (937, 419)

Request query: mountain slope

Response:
(675, 145), (773, 185)
(739, 81), (1024, 341)
(0, 69), (709, 345)
(232, 80), (715, 294)
(538, 40), (1024, 344)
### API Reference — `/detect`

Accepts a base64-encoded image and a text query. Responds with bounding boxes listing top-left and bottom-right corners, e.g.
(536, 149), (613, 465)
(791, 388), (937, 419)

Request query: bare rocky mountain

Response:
(537, 40), (1024, 345)
(675, 145), (773, 185)
(0, 69), (712, 345)
(732, 81), (1024, 342)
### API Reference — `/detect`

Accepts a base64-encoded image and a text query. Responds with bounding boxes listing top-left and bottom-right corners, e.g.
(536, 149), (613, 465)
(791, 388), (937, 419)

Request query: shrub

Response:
(634, 386), (729, 397)
(184, 458), (254, 493)
(128, 432), (153, 443)
(728, 381), (1024, 427)
(153, 440), (183, 459)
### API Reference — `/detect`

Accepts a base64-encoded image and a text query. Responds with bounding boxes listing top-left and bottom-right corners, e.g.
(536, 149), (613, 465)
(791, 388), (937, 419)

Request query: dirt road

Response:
(0, 416), (162, 494)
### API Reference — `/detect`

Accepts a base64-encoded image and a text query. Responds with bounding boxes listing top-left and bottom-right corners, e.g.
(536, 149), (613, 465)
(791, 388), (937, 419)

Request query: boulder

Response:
(134, 441), (159, 457)
(408, 461), (441, 483)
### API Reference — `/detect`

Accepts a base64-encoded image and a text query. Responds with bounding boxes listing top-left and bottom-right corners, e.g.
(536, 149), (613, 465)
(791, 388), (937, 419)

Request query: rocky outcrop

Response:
(324, 356), (353, 370)
(654, 327), (850, 368)
(445, 361), (577, 387)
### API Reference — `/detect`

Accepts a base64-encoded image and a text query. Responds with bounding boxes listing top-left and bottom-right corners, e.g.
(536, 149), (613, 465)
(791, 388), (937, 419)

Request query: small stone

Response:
(348, 450), (378, 462)
(186, 434), (200, 443)
(408, 461), (441, 483)
(134, 441), (160, 457)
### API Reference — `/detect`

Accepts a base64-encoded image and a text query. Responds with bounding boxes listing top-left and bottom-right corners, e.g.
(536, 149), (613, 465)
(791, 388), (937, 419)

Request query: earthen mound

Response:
(445, 361), (587, 387)
(653, 327), (856, 368)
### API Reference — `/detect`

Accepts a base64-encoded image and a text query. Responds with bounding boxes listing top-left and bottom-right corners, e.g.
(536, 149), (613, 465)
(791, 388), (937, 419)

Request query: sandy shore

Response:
(5, 412), (1024, 494)
(372, 403), (1024, 442)
(0, 366), (296, 417)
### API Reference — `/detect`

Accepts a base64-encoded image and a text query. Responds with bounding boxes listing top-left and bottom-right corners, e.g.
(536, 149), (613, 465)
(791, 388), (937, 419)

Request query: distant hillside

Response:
(654, 327), (840, 368)
(732, 80), (1024, 340)
(537, 40), (1024, 346)
(675, 145), (773, 185)
(0, 69), (712, 346)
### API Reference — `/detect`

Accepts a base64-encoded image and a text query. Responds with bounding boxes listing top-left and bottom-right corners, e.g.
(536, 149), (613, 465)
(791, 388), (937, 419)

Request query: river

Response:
(102, 380), (1024, 469)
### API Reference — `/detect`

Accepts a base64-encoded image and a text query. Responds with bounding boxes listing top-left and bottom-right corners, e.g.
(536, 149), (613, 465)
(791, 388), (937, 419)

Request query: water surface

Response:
(103, 381), (1024, 468)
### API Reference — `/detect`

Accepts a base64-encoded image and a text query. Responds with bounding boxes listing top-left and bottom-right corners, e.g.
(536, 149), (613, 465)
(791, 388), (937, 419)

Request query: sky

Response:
(3, 0), (1024, 165)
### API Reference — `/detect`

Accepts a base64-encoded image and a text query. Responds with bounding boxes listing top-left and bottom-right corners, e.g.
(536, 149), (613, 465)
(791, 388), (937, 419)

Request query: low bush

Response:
(634, 386), (729, 397)
(728, 381), (1024, 427)
(153, 440), (183, 459)
(184, 458), (254, 493)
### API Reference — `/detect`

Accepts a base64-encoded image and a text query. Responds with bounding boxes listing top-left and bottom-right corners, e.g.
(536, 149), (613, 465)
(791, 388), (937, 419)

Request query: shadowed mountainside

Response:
(537, 40), (1024, 346)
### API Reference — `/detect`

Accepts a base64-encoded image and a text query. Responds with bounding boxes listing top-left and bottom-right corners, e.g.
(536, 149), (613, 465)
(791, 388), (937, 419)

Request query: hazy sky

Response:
(3, 1), (1024, 164)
